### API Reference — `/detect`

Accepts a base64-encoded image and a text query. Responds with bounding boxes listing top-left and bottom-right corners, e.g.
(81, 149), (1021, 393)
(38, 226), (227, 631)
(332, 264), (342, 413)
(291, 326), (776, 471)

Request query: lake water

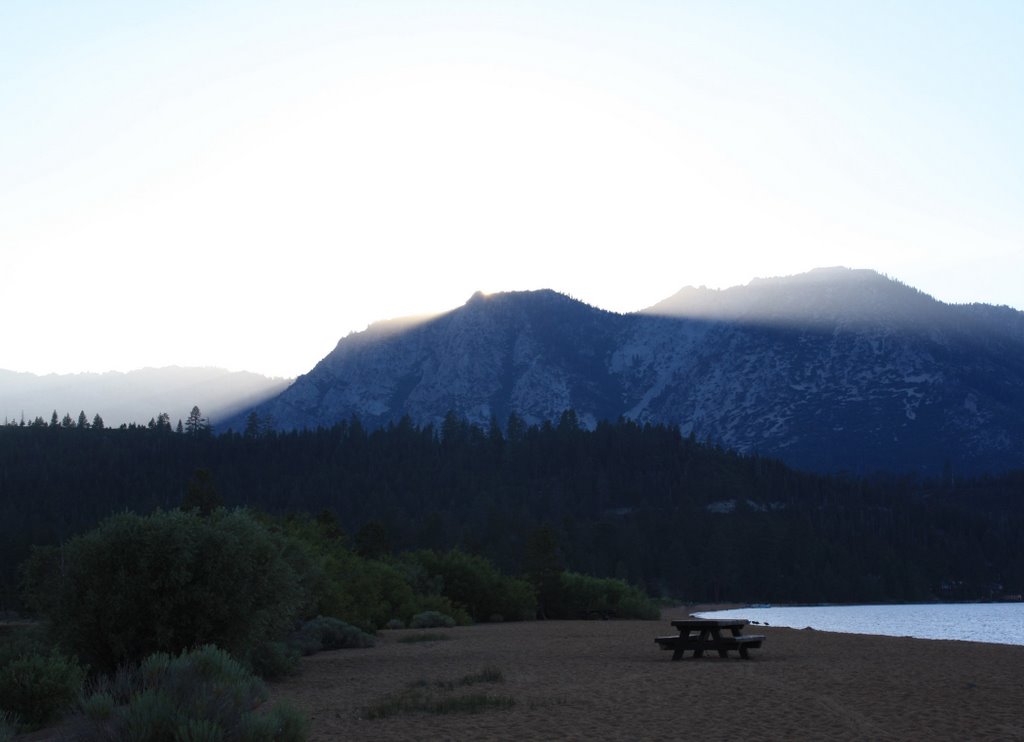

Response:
(695, 603), (1024, 646)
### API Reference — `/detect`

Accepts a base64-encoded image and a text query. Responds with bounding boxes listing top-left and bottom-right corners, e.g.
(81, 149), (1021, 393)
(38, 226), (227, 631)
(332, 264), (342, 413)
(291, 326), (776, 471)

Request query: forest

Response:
(2, 409), (1023, 612)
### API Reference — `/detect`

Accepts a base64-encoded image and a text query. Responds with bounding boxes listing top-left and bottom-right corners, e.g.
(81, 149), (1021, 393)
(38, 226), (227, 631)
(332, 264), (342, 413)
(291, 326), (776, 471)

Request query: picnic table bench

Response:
(655, 618), (765, 660)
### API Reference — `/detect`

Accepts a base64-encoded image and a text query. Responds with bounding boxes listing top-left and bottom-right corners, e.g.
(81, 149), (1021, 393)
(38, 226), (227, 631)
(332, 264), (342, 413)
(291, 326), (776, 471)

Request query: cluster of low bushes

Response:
(0, 630), (83, 731)
(78, 644), (308, 740)
(555, 571), (661, 620)
(2, 506), (659, 735)
(0, 631), (308, 739)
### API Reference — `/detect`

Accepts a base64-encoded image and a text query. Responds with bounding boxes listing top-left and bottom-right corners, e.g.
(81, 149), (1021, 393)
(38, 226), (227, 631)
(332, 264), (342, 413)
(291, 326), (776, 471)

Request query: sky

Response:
(2, 1), (1022, 378)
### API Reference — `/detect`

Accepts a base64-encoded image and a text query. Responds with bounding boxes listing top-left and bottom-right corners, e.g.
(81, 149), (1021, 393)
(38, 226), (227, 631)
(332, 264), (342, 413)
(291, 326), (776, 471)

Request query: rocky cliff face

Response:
(244, 269), (1024, 475)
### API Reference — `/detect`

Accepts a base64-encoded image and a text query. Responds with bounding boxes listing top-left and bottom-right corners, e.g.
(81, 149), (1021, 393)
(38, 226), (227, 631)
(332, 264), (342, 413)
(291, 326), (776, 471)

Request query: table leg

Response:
(672, 629), (694, 660)
(711, 628), (729, 658)
(693, 628), (710, 658)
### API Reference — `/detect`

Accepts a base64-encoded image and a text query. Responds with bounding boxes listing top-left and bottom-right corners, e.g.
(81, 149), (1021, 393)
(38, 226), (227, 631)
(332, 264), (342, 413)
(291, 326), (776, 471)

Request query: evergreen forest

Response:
(2, 411), (1023, 612)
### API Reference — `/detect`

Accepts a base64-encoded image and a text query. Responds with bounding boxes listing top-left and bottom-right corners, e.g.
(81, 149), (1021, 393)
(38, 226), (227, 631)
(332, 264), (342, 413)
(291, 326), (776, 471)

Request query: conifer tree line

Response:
(1, 409), (1022, 612)
(5, 404), (211, 435)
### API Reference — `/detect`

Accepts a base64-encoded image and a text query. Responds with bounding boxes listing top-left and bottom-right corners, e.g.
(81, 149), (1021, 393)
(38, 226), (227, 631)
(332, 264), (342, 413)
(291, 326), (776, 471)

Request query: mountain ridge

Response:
(236, 268), (1024, 476)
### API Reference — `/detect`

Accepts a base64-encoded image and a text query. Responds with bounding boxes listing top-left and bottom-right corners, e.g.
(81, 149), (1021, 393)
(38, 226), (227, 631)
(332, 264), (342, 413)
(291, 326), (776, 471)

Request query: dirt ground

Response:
(269, 606), (1024, 741)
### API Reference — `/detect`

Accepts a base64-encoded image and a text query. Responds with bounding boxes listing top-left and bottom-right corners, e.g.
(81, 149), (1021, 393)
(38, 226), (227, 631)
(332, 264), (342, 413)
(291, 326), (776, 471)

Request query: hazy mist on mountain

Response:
(0, 366), (291, 428)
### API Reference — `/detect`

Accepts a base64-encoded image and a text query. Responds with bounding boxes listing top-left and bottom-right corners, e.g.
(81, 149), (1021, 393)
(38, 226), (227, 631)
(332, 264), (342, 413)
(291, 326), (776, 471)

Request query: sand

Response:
(269, 607), (1024, 741)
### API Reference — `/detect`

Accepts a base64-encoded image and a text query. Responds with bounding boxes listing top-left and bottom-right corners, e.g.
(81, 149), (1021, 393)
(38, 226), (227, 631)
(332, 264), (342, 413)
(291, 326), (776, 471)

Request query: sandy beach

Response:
(270, 607), (1024, 741)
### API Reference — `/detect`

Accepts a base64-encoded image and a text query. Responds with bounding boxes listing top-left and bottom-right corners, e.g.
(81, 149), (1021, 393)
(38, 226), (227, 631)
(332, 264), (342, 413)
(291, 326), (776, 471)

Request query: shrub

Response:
(0, 711), (18, 742)
(0, 624), (48, 668)
(385, 618), (405, 630)
(286, 616), (375, 657)
(246, 640), (300, 680)
(403, 550), (536, 623)
(0, 649), (85, 729)
(22, 509), (309, 673)
(410, 611), (455, 629)
(318, 558), (415, 632)
(496, 577), (539, 622)
(558, 572), (660, 620)
(402, 594), (471, 627)
(80, 645), (308, 741)
(81, 691), (116, 721)
(236, 700), (308, 742)
(121, 687), (177, 740)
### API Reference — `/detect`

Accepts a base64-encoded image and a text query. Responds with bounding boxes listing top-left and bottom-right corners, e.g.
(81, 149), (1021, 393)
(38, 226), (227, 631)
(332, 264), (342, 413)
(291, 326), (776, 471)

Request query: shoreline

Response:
(685, 602), (1024, 646)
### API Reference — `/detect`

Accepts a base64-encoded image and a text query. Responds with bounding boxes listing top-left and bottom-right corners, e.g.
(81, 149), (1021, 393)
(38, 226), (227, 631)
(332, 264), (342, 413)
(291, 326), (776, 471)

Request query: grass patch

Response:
(430, 694), (515, 714)
(364, 667), (512, 719)
(397, 633), (452, 644)
(456, 666), (503, 686)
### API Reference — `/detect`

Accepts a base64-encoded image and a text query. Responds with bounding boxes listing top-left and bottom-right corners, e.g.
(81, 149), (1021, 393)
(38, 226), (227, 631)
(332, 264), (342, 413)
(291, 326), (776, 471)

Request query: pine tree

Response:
(243, 411), (261, 439)
(185, 406), (206, 437)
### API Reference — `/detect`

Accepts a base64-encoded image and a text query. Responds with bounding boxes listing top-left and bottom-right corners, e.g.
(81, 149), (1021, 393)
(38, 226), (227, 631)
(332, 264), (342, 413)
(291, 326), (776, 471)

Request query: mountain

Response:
(238, 268), (1024, 476)
(0, 366), (291, 428)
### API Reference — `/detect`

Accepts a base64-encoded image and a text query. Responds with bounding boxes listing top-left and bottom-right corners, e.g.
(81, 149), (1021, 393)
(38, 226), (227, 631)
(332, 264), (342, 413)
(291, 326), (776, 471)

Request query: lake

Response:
(695, 603), (1024, 645)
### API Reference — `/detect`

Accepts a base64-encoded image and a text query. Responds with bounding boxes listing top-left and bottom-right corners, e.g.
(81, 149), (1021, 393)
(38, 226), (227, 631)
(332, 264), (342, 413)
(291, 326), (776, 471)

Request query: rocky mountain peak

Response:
(236, 269), (1024, 475)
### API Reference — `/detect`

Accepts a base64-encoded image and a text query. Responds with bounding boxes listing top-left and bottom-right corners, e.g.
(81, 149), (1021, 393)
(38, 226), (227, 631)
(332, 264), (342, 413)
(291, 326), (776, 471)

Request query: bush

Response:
(285, 616), (375, 658)
(403, 550), (536, 623)
(410, 611), (456, 629)
(0, 711), (18, 742)
(246, 640), (300, 680)
(558, 572), (660, 620)
(402, 594), (472, 627)
(0, 624), (48, 668)
(385, 618), (405, 630)
(80, 645), (308, 741)
(0, 649), (84, 729)
(236, 700), (309, 741)
(318, 558), (415, 632)
(23, 509), (309, 673)
(81, 691), (115, 721)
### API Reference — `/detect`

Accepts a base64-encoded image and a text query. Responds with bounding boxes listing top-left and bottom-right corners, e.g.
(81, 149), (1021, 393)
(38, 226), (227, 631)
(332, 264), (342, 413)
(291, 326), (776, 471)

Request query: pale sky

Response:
(2, 1), (1022, 378)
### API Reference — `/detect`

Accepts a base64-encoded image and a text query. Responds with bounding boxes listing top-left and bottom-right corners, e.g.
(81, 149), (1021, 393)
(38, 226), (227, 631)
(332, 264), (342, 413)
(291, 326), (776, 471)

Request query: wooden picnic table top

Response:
(658, 618), (765, 660)
(671, 618), (749, 630)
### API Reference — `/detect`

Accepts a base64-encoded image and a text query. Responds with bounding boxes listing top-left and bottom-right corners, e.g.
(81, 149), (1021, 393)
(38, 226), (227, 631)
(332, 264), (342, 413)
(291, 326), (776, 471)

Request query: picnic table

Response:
(655, 618), (765, 660)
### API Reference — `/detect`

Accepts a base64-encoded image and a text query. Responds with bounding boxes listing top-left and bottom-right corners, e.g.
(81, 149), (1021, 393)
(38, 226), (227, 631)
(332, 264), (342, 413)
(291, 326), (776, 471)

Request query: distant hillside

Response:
(238, 268), (1024, 476)
(0, 366), (291, 428)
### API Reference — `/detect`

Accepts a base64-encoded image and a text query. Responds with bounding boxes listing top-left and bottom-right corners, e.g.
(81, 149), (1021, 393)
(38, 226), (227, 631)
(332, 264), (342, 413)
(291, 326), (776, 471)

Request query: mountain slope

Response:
(248, 290), (626, 431)
(241, 269), (1024, 475)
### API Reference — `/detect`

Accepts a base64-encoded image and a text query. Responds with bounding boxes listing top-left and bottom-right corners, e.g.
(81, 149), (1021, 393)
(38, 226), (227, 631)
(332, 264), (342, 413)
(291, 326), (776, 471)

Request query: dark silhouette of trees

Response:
(185, 406), (208, 437)
(354, 520), (390, 559)
(180, 468), (221, 516)
(1, 411), (1022, 613)
(525, 526), (565, 619)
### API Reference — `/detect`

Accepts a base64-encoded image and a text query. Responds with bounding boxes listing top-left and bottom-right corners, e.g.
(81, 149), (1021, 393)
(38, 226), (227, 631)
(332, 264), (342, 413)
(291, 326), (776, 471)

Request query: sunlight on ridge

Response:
(641, 267), (943, 332)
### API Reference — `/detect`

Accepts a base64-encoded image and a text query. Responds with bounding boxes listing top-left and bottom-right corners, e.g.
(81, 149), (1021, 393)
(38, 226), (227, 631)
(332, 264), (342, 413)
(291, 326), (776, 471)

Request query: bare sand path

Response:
(270, 607), (1024, 741)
